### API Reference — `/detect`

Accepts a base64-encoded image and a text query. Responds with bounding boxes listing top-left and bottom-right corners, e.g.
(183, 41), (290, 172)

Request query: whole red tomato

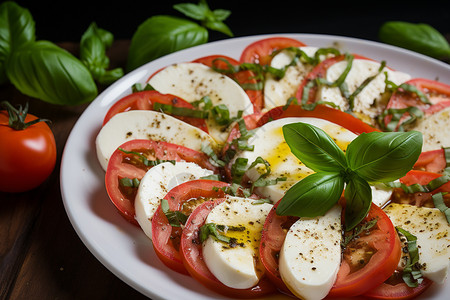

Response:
(0, 101), (56, 193)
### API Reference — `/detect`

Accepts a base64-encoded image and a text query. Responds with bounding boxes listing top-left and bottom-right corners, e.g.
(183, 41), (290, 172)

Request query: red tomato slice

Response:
(260, 201), (401, 298)
(102, 90), (208, 133)
(151, 179), (229, 275)
(180, 199), (277, 298)
(328, 203), (402, 298)
(239, 37), (307, 65)
(256, 104), (379, 135)
(364, 276), (433, 299)
(105, 140), (219, 226)
(413, 148), (447, 173)
(383, 78), (450, 130)
(259, 200), (297, 295)
(193, 55), (264, 111)
(395, 170), (450, 207)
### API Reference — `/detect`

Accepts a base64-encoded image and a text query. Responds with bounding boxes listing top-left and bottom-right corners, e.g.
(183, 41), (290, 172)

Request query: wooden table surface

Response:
(0, 40), (148, 300)
(1, 30), (449, 299)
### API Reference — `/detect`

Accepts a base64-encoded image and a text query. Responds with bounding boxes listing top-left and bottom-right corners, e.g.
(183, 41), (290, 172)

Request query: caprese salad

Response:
(95, 36), (450, 300)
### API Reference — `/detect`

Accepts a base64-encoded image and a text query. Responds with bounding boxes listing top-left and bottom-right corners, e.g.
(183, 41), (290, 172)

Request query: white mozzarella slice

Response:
(407, 106), (450, 152)
(202, 196), (273, 289)
(279, 205), (342, 300)
(95, 110), (217, 171)
(371, 182), (395, 207)
(147, 62), (254, 143)
(384, 203), (450, 283)
(232, 117), (356, 202)
(134, 162), (213, 240)
(318, 59), (411, 124)
(264, 47), (319, 109)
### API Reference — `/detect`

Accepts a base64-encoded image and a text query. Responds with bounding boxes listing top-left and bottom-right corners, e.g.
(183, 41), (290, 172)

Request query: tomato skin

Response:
(256, 104), (379, 135)
(364, 277), (433, 300)
(102, 90), (209, 133)
(193, 55), (264, 111)
(413, 149), (447, 174)
(0, 110), (56, 193)
(239, 37), (307, 65)
(259, 201), (297, 295)
(151, 179), (229, 275)
(105, 139), (219, 226)
(383, 78), (450, 130)
(181, 199), (277, 298)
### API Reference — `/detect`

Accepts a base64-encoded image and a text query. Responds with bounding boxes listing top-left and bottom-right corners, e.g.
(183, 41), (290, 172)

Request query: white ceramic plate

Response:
(60, 34), (450, 300)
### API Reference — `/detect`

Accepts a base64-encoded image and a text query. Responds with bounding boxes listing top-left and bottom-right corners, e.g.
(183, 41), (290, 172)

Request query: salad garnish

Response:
(277, 122), (423, 230)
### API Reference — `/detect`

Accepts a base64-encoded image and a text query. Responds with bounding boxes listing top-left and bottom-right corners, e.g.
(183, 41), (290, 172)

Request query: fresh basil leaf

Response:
(343, 173), (372, 230)
(346, 131), (423, 183)
(5, 40), (97, 105)
(276, 172), (344, 217)
(379, 21), (450, 60)
(127, 15), (208, 71)
(0, 1), (35, 84)
(173, 0), (233, 37)
(282, 122), (347, 172)
(80, 22), (123, 85)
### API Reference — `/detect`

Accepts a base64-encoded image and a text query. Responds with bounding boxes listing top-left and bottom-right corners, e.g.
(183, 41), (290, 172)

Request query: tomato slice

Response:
(239, 37), (307, 65)
(413, 148), (447, 173)
(383, 78), (450, 130)
(193, 55), (264, 111)
(259, 200), (297, 295)
(180, 199), (277, 298)
(102, 90), (209, 132)
(364, 275), (433, 299)
(105, 139), (219, 226)
(256, 104), (379, 135)
(151, 179), (229, 275)
(394, 170), (450, 207)
(328, 203), (402, 297)
(260, 201), (401, 298)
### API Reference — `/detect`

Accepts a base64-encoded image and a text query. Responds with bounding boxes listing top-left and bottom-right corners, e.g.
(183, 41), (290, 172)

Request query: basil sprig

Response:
(127, 0), (232, 71)
(277, 122), (422, 230)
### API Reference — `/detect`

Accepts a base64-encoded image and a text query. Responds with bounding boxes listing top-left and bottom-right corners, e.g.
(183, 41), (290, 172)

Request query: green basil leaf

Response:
(212, 9), (231, 22)
(203, 20), (233, 37)
(282, 122), (347, 172)
(343, 173), (372, 230)
(276, 172), (344, 217)
(5, 40), (97, 105)
(379, 21), (450, 60)
(80, 22), (123, 85)
(173, 3), (208, 21)
(0, 1), (35, 84)
(346, 131), (422, 183)
(127, 15), (208, 72)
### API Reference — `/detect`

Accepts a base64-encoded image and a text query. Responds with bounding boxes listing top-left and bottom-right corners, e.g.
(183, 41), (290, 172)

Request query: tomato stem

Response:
(1, 101), (51, 130)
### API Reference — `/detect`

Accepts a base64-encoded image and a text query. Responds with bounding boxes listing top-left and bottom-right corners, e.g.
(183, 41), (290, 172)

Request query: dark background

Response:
(12, 0), (450, 45)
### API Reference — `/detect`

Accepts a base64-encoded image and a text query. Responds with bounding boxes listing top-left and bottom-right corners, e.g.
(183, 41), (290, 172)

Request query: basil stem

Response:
(432, 192), (450, 224)
(153, 102), (209, 119)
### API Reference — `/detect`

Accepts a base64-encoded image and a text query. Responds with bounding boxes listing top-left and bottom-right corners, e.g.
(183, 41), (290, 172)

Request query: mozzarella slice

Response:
(232, 117), (356, 202)
(148, 62), (254, 143)
(135, 162), (213, 240)
(384, 203), (450, 283)
(407, 106), (450, 152)
(318, 59), (411, 124)
(202, 196), (273, 289)
(264, 47), (319, 109)
(279, 205), (342, 300)
(95, 110), (217, 171)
